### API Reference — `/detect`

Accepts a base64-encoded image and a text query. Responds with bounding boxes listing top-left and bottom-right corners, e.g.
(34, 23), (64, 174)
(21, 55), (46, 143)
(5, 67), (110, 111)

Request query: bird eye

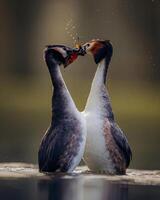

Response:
(86, 43), (90, 47)
(84, 43), (90, 50)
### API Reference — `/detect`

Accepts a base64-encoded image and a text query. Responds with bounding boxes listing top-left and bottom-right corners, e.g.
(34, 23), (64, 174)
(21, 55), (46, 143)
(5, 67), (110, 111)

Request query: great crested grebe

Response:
(38, 45), (86, 173)
(82, 39), (132, 174)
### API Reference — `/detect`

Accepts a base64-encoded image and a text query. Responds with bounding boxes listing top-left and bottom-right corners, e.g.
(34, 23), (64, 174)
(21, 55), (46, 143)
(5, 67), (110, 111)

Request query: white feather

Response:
(83, 59), (115, 174)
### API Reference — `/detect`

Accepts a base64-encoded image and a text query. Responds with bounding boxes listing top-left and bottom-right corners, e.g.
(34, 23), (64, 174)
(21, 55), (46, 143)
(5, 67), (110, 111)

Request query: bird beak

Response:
(81, 43), (92, 54)
(64, 47), (86, 68)
(74, 46), (86, 56)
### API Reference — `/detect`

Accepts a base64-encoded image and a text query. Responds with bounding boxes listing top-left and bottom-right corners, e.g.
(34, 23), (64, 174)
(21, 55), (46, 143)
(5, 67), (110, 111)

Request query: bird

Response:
(81, 39), (132, 174)
(38, 45), (86, 173)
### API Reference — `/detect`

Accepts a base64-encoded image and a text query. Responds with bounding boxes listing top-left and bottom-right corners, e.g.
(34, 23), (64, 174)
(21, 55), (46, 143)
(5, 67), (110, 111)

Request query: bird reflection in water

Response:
(83, 180), (128, 200)
(38, 177), (83, 200)
(37, 177), (128, 200)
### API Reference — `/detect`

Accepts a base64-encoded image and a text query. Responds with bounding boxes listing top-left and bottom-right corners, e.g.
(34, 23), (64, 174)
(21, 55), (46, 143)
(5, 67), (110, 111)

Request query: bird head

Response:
(44, 45), (85, 68)
(82, 39), (113, 64)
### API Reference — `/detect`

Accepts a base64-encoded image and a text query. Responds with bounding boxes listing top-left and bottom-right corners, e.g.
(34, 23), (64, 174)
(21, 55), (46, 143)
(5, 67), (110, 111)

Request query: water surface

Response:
(0, 177), (160, 200)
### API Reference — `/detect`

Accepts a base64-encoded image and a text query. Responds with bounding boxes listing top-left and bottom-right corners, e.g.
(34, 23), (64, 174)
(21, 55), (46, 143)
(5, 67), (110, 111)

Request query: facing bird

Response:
(82, 39), (132, 175)
(38, 45), (86, 173)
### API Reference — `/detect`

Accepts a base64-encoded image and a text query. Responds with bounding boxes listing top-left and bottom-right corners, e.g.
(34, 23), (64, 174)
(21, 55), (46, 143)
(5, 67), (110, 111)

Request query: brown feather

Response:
(103, 119), (126, 174)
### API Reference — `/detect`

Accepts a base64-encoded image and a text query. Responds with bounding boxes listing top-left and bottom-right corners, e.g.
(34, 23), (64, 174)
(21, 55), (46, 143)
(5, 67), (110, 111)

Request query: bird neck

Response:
(103, 57), (111, 84)
(47, 59), (65, 88)
(46, 61), (78, 125)
(92, 56), (110, 89)
(84, 56), (111, 113)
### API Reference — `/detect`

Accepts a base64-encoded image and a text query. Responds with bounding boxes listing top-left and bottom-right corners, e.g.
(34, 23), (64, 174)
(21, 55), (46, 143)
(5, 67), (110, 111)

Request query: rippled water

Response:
(0, 177), (160, 200)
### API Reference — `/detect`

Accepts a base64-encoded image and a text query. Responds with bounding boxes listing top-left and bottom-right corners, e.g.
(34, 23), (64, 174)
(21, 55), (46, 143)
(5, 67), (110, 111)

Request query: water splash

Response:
(65, 19), (81, 47)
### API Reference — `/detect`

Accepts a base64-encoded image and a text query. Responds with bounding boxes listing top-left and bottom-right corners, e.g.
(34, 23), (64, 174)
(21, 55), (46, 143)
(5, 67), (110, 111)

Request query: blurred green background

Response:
(0, 0), (160, 169)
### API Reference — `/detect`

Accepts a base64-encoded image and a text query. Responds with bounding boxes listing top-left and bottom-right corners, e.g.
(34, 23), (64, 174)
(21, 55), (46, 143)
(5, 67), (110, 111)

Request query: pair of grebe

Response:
(38, 40), (132, 174)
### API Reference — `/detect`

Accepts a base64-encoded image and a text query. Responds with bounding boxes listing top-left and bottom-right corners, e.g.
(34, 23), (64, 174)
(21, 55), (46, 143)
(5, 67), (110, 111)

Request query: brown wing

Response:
(38, 119), (83, 172)
(103, 119), (126, 174)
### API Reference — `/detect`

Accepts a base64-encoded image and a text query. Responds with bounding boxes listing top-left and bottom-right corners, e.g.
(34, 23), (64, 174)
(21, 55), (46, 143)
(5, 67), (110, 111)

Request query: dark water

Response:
(0, 177), (160, 200)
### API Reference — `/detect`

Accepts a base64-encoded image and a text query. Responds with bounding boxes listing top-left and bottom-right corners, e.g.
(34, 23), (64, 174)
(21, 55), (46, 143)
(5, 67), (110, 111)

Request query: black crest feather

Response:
(94, 40), (113, 64)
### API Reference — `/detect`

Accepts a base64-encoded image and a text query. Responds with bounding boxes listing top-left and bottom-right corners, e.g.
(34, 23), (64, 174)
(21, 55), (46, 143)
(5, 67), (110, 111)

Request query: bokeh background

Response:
(0, 0), (160, 169)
